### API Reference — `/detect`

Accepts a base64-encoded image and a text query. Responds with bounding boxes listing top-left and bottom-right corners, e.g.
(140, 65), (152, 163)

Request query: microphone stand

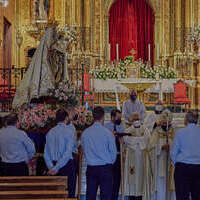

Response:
(114, 124), (126, 200)
(165, 120), (169, 200)
(120, 142), (125, 200)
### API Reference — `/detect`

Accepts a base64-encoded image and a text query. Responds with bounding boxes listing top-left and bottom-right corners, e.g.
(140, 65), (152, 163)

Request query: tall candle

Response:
(108, 43), (111, 61)
(116, 43), (119, 60)
(148, 44), (151, 61)
(164, 44), (167, 57)
(157, 43), (160, 60)
(191, 43), (193, 52)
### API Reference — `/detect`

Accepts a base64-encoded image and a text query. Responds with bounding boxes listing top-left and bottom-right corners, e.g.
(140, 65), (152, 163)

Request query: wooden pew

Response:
(0, 176), (76, 200)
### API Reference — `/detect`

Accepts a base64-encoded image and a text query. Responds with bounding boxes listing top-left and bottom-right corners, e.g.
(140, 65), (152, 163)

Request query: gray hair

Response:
(185, 111), (198, 124)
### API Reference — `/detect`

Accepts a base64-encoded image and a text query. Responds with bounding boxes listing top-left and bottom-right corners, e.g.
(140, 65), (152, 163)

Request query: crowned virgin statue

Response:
(12, 27), (76, 108)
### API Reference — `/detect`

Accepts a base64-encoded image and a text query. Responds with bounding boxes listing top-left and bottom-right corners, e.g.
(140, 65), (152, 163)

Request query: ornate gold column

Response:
(71, 0), (75, 25)
(103, 13), (109, 63)
(174, 0), (184, 53)
(90, 0), (95, 53)
(154, 12), (161, 64)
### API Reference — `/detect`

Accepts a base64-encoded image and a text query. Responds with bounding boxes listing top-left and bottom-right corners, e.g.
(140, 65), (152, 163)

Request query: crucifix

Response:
(129, 48), (136, 61)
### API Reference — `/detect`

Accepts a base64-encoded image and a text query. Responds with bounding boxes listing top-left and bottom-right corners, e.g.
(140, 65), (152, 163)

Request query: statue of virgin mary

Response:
(13, 27), (60, 108)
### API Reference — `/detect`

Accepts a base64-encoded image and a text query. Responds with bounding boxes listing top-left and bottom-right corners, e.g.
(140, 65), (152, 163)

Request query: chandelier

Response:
(0, 0), (9, 7)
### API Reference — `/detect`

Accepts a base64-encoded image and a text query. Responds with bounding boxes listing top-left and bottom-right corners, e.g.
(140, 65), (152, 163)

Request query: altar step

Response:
(0, 176), (76, 200)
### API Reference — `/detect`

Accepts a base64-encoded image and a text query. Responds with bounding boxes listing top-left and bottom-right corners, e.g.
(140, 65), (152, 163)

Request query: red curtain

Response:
(109, 0), (155, 63)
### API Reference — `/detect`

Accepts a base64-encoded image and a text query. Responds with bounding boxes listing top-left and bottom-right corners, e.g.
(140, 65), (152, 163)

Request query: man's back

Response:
(171, 123), (200, 164)
(0, 126), (35, 163)
(44, 123), (73, 169)
(81, 122), (117, 166)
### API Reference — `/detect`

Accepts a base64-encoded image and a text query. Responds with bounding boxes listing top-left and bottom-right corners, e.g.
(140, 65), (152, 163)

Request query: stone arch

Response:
(103, 0), (160, 62)
(105, 0), (158, 15)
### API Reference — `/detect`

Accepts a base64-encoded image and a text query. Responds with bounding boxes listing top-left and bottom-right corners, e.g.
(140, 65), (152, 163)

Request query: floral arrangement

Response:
(18, 104), (57, 133)
(140, 64), (177, 80)
(90, 55), (176, 80)
(188, 26), (200, 44)
(74, 106), (93, 131)
(47, 80), (79, 107)
(90, 56), (133, 80)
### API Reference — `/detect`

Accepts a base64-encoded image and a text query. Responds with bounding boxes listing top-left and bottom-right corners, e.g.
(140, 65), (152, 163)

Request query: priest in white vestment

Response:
(144, 100), (167, 133)
(123, 112), (150, 200)
(146, 110), (176, 200)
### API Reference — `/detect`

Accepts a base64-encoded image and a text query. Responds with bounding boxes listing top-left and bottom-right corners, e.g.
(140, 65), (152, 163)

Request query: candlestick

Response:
(191, 44), (193, 52)
(164, 44), (167, 57)
(157, 43), (160, 60)
(156, 73), (159, 81)
(148, 44), (151, 61)
(116, 43), (119, 60)
(108, 43), (111, 61)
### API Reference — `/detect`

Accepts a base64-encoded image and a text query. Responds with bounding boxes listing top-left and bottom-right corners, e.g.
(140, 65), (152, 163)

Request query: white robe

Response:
(144, 112), (162, 133)
(147, 127), (176, 200)
(123, 126), (150, 196)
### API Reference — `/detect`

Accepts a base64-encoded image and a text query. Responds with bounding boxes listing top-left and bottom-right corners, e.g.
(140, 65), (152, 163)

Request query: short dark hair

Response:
(186, 111), (198, 124)
(6, 113), (18, 126)
(111, 109), (121, 118)
(56, 109), (68, 123)
(92, 106), (105, 121)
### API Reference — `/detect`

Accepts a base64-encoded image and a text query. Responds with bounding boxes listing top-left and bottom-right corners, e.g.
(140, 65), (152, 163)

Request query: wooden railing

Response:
(0, 176), (76, 200)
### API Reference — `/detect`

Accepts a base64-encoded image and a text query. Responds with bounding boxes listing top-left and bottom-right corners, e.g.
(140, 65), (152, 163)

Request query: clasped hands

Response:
(47, 167), (58, 176)
(112, 131), (124, 144)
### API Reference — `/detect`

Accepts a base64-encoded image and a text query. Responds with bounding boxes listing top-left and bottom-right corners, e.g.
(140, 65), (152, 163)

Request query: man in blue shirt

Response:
(44, 109), (75, 198)
(81, 106), (117, 200)
(122, 90), (146, 122)
(105, 109), (124, 200)
(0, 113), (35, 176)
(66, 105), (79, 197)
(170, 111), (200, 200)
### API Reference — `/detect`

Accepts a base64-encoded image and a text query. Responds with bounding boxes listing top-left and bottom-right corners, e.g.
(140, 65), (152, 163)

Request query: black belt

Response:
(53, 159), (73, 166)
(176, 162), (200, 167)
(1, 161), (27, 165)
(87, 164), (113, 168)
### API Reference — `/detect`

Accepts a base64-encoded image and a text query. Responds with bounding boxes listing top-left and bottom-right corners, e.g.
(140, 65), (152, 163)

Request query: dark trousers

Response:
(36, 156), (48, 175)
(53, 159), (76, 198)
(129, 196), (142, 200)
(86, 164), (113, 200)
(112, 155), (121, 200)
(72, 153), (79, 197)
(174, 162), (200, 200)
(1, 161), (29, 176)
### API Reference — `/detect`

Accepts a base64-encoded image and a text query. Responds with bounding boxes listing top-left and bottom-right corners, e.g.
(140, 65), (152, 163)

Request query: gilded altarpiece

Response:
(12, 0), (200, 109)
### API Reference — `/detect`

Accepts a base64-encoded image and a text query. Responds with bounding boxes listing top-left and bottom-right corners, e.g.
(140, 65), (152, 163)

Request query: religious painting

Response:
(148, 93), (159, 102)
(30, 0), (54, 22)
(102, 93), (116, 104)
(94, 93), (100, 105)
